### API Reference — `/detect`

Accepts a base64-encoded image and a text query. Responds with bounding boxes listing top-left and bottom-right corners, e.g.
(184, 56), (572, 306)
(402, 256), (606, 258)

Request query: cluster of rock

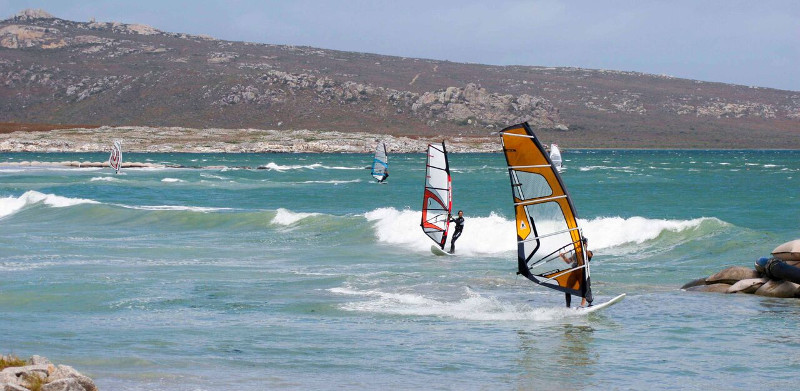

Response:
(667, 98), (777, 119)
(230, 70), (567, 130)
(0, 126), (502, 153)
(681, 265), (800, 297)
(682, 239), (800, 298)
(0, 355), (96, 391)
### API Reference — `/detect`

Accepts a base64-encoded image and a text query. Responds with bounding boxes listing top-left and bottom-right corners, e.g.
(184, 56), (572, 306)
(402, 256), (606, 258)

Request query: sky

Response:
(3, 0), (799, 91)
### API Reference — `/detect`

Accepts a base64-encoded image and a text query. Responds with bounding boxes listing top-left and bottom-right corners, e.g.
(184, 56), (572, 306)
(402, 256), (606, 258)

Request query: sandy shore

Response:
(0, 126), (502, 153)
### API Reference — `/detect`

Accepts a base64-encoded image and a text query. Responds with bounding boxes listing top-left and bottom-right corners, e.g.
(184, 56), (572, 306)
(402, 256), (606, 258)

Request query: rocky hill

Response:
(2, 9), (799, 148)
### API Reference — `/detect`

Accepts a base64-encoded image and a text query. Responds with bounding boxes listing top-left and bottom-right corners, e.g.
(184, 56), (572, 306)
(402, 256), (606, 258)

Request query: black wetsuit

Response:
(378, 172), (388, 183)
(565, 252), (592, 308)
(449, 216), (464, 253)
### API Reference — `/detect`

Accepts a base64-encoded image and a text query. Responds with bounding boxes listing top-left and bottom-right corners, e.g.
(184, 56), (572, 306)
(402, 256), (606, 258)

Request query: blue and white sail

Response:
(371, 141), (389, 182)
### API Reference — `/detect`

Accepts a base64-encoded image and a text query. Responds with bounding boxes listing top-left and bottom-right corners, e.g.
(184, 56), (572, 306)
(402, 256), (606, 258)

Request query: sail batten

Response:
(500, 122), (592, 301)
(420, 142), (452, 249)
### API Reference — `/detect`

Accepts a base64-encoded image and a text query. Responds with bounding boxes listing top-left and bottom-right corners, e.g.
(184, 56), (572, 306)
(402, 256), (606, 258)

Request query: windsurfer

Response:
(560, 237), (593, 308)
(379, 169), (389, 183)
(447, 210), (465, 253)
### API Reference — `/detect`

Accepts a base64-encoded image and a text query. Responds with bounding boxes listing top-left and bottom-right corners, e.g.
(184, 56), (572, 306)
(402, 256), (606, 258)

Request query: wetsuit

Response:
(448, 215), (464, 253)
(378, 172), (388, 183)
(563, 251), (592, 307)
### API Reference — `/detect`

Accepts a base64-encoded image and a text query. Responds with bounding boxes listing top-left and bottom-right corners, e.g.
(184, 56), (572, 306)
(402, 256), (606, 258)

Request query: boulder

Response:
(754, 280), (800, 298)
(49, 365), (97, 391)
(41, 378), (87, 391)
(686, 283), (731, 293)
(680, 277), (707, 289)
(706, 266), (759, 284)
(726, 278), (768, 294)
(772, 239), (800, 261)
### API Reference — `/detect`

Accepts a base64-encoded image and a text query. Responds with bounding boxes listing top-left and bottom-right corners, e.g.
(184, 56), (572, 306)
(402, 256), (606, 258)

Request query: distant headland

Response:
(2, 9), (799, 149)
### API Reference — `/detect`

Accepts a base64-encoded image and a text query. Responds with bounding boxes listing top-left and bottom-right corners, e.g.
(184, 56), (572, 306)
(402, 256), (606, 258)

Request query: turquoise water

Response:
(1, 150), (798, 390)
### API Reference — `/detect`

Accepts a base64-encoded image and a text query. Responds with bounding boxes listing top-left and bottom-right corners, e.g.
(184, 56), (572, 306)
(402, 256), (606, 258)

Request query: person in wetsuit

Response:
(559, 237), (593, 308)
(378, 169), (389, 183)
(448, 210), (465, 254)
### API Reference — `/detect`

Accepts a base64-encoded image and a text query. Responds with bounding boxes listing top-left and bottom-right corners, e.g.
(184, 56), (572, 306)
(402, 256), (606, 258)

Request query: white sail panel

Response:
(109, 140), (122, 174)
(371, 141), (388, 181)
(550, 144), (562, 170)
(420, 142), (452, 249)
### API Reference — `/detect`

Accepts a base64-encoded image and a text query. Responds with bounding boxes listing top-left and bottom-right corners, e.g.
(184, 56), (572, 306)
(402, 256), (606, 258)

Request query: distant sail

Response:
(500, 123), (591, 301)
(420, 142), (452, 249)
(371, 141), (388, 182)
(109, 140), (122, 174)
(549, 143), (562, 171)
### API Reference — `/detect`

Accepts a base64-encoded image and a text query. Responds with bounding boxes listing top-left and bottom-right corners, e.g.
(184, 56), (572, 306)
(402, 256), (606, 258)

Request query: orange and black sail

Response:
(499, 123), (592, 301)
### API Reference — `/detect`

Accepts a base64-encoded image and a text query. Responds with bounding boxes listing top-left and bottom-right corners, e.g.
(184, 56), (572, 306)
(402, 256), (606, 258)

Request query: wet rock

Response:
(726, 278), (768, 294)
(706, 266), (760, 284)
(680, 278), (707, 289)
(754, 280), (800, 298)
(686, 283), (731, 293)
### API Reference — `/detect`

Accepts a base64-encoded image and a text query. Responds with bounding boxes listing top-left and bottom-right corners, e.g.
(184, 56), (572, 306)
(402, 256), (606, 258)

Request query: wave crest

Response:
(363, 207), (727, 255)
(0, 190), (98, 218)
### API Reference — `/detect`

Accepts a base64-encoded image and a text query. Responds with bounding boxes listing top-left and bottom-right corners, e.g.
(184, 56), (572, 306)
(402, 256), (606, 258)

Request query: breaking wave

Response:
(363, 207), (728, 256)
(0, 190), (98, 218)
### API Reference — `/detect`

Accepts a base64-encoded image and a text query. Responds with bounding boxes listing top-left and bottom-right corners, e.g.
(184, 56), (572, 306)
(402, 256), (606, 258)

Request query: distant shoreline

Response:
(1, 124), (798, 153)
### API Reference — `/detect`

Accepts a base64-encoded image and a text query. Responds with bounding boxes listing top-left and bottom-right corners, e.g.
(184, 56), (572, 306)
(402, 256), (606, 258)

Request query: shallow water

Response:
(1, 150), (798, 390)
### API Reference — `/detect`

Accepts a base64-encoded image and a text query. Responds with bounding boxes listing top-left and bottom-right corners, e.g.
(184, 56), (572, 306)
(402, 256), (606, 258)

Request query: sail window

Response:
(512, 170), (552, 200)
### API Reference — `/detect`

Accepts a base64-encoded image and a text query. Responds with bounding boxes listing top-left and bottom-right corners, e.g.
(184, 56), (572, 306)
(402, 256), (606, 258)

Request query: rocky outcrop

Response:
(409, 83), (566, 129)
(254, 70), (565, 129)
(0, 355), (96, 391)
(666, 98), (777, 119)
(0, 125), (503, 153)
(683, 259), (800, 299)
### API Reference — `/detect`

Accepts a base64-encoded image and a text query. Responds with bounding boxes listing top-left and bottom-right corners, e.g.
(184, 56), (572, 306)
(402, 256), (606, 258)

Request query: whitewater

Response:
(1, 150), (798, 390)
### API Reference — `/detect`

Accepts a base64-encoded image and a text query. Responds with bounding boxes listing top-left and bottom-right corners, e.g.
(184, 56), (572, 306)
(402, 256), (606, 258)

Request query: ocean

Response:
(1, 150), (798, 390)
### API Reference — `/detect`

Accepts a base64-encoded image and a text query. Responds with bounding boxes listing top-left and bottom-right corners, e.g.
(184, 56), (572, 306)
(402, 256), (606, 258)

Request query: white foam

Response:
(260, 162), (323, 171)
(200, 174), (228, 180)
(320, 165), (362, 170)
(301, 179), (361, 185)
(364, 207), (515, 256)
(579, 165), (634, 172)
(580, 216), (714, 250)
(90, 176), (119, 182)
(0, 190), (98, 218)
(271, 208), (320, 225)
(261, 162), (362, 171)
(121, 205), (231, 212)
(363, 207), (718, 255)
(161, 178), (186, 183)
(329, 286), (570, 321)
